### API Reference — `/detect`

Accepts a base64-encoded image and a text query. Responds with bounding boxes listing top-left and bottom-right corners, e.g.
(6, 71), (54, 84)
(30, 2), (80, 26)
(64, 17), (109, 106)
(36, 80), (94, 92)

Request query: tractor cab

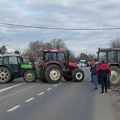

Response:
(98, 48), (120, 64)
(98, 48), (120, 85)
(42, 49), (77, 68)
(43, 50), (65, 62)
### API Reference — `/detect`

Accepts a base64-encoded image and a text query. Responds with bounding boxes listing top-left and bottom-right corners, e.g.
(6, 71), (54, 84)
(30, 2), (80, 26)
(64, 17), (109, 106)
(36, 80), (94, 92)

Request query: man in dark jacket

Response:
(92, 59), (99, 90)
(97, 60), (111, 95)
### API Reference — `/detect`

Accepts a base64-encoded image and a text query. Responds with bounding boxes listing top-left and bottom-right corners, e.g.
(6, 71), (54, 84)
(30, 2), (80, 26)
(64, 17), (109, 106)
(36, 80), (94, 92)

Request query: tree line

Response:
(0, 38), (120, 62)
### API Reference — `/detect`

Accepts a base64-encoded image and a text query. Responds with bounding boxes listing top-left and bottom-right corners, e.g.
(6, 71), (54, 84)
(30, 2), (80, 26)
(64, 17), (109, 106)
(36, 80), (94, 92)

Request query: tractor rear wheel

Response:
(23, 69), (36, 83)
(72, 69), (84, 82)
(45, 65), (62, 84)
(8, 77), (14, 83)
(0, 66), (12, 84)
(110, 66), (120, 85)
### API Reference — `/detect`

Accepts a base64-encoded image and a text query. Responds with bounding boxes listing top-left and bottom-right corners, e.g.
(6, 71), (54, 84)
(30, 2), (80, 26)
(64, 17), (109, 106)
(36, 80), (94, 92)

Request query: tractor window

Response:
(98, 52), (106, 63)
(18, 57), (22, 64)
(58, 53), (65, 62)
(9, 57), (18, 65)
(52, 52), (57, 61)
(4, 57), (9, 64)
(108, 51), (117, 62)
(117, 51), (120, 62)
(44, 53), (50, 61)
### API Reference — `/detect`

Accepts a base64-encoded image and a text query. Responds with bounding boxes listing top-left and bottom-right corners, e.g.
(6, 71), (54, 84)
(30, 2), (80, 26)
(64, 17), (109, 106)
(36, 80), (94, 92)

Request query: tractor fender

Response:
(0, 65), (14, 75)
(69, 62), (78, 68)
(22, 67), (36, 75)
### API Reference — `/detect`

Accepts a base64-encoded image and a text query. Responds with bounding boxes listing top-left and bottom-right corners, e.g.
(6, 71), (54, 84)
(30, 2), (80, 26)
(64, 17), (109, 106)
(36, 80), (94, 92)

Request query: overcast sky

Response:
(0, 0), (120, 55)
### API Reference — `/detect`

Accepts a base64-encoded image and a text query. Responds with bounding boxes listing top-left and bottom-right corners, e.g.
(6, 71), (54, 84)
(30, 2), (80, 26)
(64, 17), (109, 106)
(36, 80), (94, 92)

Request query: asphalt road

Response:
(0, 67), (116, 120)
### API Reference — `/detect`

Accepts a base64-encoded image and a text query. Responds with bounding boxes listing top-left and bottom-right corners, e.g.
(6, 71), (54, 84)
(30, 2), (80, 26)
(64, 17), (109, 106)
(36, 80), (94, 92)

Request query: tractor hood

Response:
(69, 62), (78, 68)
(21, 64), (33, 69)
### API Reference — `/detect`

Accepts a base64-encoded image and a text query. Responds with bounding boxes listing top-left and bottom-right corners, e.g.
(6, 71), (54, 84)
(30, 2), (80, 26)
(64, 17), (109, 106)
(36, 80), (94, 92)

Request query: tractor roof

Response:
(3, 53), (20, 57)
(98, 48), (120, 51)
(44, 49), (65, 52)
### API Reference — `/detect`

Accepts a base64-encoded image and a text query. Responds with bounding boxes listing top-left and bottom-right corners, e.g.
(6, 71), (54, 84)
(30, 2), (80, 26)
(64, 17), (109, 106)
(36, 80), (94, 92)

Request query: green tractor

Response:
(0, 54), (38, 84)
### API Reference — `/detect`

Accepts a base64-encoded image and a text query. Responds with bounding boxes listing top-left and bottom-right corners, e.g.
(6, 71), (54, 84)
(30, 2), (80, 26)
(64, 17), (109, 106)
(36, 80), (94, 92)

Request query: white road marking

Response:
(0, 83), (25, 93)
(54, 84), (58, 87)
(25, 98), (34, 103)
(38, 92), (45, 96)
(7, 105), (21, 112)
(47, 88), (52, 91)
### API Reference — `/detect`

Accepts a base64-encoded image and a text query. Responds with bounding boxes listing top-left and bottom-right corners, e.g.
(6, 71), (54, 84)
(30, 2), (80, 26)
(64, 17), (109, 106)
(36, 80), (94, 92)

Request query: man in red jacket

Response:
(97, 60), (111, 95)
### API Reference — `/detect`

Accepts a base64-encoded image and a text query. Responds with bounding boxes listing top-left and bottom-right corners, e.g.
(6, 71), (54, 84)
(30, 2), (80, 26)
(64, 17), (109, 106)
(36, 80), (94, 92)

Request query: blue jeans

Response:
(93, 75), (98, 88)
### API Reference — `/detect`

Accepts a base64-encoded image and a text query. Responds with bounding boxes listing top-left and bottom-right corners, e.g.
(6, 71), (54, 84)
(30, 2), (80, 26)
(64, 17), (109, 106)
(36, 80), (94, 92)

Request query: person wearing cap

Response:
(97, 60), (111, 95)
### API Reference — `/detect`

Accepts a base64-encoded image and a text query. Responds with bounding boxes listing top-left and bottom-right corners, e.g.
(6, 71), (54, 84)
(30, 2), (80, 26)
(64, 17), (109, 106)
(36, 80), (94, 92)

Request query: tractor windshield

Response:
(108, 51), (117, 62)
(43, 52), (65, 62)
(98, 50), (118, 63)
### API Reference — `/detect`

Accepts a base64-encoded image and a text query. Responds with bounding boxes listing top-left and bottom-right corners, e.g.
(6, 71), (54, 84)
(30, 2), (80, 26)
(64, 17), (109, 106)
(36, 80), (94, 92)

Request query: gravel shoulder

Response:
(110, 86), (120, 120)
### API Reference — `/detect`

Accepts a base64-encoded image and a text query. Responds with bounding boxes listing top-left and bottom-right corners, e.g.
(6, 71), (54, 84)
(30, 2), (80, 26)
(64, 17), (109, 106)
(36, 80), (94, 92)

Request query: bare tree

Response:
(25, 41), (44, 57)
(51, 38), (66, 50)
(0, 45), (7, 54)
(24, 39), (67, 57)
(110, 38), (120, 48)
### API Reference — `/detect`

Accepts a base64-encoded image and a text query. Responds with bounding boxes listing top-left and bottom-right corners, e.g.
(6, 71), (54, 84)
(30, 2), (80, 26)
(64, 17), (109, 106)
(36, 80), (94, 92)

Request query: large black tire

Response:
(39, 67), (47, 83)
(110, 66), (120, 85)
(72, 69), (84, 82)
(45, 65), (62, 84)
(0, 66), (12, 84)
(8, 77), (14, 83)
(23, 69), (36, 83)
(63, 76), (72, 81)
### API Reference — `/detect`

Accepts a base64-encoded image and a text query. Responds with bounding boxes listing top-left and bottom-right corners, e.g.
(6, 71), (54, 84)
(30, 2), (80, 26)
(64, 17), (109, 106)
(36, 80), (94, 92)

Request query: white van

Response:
(78, 60), (86, 67)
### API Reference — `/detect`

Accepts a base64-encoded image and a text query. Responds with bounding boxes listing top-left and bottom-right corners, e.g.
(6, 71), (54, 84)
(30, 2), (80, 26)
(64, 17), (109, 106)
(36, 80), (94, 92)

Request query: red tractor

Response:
(98, 48), (120, 85)
(39, 49), (84, 84)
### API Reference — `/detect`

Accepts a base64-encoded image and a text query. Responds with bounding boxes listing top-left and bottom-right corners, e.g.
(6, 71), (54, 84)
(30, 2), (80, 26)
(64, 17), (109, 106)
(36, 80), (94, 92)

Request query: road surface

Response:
(0, 67), (116, 120)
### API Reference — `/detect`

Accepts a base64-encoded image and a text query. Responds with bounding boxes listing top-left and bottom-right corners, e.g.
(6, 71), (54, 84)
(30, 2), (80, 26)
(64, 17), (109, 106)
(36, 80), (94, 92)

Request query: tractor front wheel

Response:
(72, 69), (84, 82)
(110, 66), (120, 85)
(23, 70), (36, 83)
(45, 65), (62, 84)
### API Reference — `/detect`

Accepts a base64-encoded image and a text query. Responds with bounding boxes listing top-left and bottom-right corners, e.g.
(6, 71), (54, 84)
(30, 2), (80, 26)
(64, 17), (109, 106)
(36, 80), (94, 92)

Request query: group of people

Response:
(90, 59), (111, 95)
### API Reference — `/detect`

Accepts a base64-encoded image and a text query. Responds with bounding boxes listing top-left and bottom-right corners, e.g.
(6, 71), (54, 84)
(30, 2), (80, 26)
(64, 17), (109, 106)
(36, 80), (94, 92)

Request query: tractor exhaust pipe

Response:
(66, 50), (70, 67)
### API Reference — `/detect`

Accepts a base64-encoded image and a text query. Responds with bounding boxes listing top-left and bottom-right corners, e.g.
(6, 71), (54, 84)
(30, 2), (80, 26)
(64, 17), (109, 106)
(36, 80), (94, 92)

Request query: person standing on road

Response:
(91, 59), (99, 90)
(97, 60), (111, 95)
(90, 61), (94, 82)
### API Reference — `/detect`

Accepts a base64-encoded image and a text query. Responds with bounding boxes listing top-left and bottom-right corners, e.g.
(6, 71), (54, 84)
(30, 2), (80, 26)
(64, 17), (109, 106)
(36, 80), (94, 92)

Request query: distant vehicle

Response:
(34, 57), (43, 67)
(22, 56), (34, 65)
(98, 48), (120, 85)
(78, 60), (87, 67)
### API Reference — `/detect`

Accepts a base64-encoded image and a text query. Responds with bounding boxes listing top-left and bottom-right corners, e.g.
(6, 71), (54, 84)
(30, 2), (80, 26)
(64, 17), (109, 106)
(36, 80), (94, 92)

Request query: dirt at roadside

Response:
(110, 86), (120, 120)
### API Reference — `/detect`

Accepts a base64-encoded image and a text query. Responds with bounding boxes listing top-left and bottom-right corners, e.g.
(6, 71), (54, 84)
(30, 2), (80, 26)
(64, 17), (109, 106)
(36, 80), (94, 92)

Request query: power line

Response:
(1, 22), (120, 31)
(0, 39), (16, 50)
